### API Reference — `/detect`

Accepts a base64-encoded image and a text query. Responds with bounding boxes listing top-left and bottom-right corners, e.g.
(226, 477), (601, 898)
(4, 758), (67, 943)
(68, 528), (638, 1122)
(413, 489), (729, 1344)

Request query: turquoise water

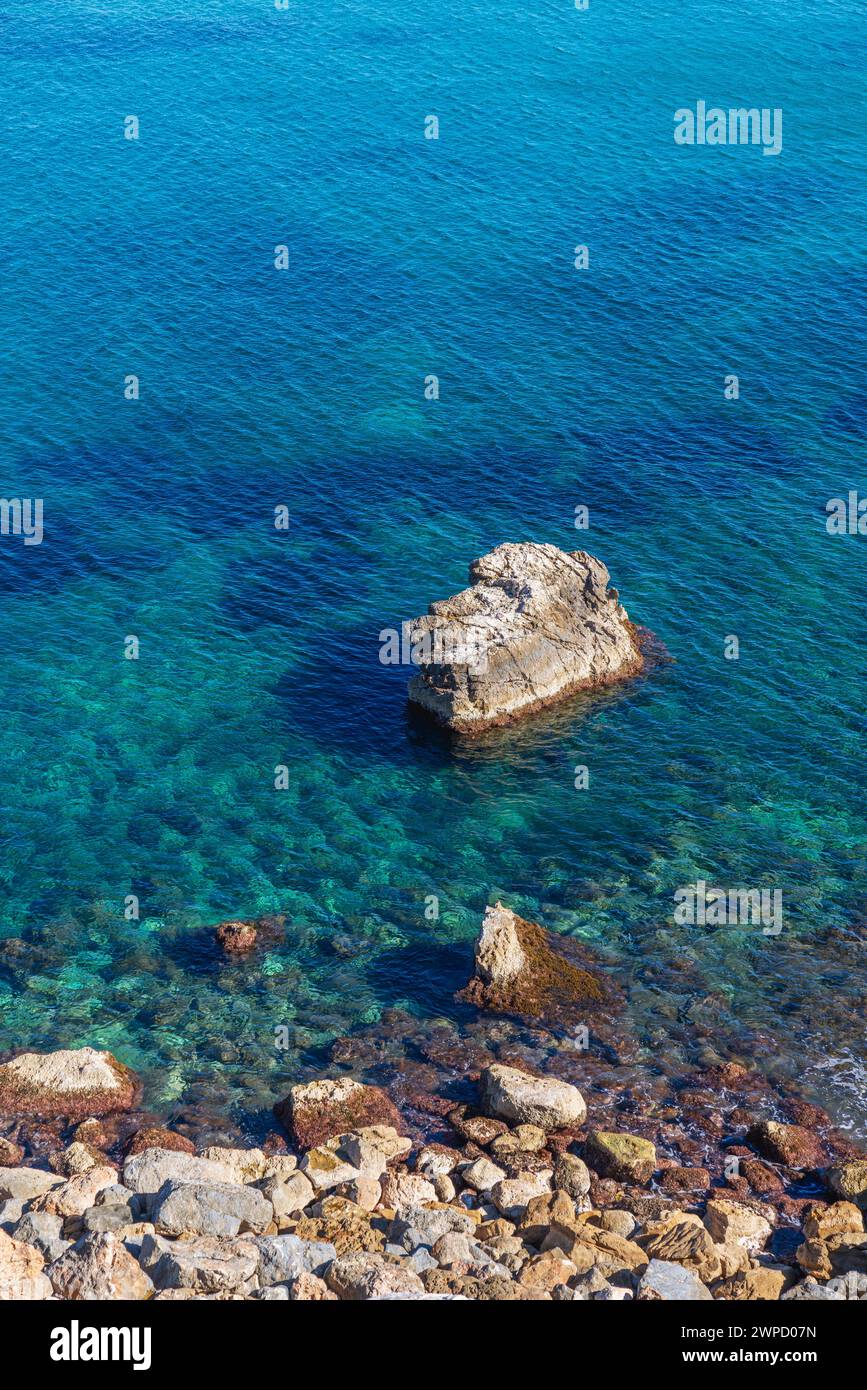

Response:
(0, 1), (865, 1135)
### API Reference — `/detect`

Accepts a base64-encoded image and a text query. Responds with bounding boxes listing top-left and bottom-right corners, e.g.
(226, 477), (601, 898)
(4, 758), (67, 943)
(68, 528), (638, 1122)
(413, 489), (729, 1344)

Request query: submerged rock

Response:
(457, 901), (614, 1022)
(215, 919), (258, 954)
(0, 1048), (139, 1121)
(407, 542), (645, 732)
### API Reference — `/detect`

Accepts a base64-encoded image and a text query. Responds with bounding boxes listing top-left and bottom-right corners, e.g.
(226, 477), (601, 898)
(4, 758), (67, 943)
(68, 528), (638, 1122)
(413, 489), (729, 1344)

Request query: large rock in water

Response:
(407, 543), (644, 732)
(0, 1048), (139, 1120)
(457, 902), (615, 1022)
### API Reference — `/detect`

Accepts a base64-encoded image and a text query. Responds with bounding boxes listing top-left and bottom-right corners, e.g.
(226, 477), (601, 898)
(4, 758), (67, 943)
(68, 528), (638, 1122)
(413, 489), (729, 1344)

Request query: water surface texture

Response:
(0, 1), (865, 1134)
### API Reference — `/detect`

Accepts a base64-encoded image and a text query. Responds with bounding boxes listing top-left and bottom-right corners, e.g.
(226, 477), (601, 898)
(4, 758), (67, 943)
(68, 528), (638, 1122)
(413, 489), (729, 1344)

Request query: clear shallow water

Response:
(0, 1), (865, 1135)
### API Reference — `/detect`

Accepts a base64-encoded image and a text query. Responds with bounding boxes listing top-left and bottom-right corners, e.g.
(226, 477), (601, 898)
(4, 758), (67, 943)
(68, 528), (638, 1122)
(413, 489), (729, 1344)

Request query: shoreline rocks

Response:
(0, 1044), (864, 1302)
(407, 542), (646, 732)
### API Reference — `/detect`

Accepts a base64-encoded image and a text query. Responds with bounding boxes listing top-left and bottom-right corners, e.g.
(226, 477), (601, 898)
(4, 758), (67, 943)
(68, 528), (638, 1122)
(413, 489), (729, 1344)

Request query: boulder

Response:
(82, 1202), (139, 1236)
(49, 1141), (105, 1177)
(0, 1138), (23, 1166)
(782, 1276), (846, 1301)
(12, 1210), (69, 1263)
(448, 1112), (508, 1147)
(490, 1172), (553, 1221)
(553, 1152), (592, 1200)
(151, 1180), (272, 1238)
(254, 1233), (337, 1285)
(289, 1271), (339, 1300)
(563, 1227), (648, 1276)
(123, 1146), (240, 1194)
(0, 1196), (27, 1227)
(379, 1171), (437, 1212)
(198, 1146), (270, 1183)
(300, 1147), (362, 1193)
(639, 1219), (722, 1284)
(580, 1209), (637, 1240)
(300, 1126), (410, 1192)
(294, 1197), (385, 1255)
(138, 1232), (258, 1294)
(342, 1176), (381, 1211)
(0, 1228), (52, 1299)
(0, 1048), (138, 1120)
(802, 1201), (863, 1242)
(518, 1250), (578, 1292)
(416, 1145), (461, 1179)
(390, 1205), (476, 1249)
(263, 1171), (316, 1222)
(657, 1166), (711, 1194)
(457, 902), (614, 1021)
(32, 1165), (119, 1219)
(430, 1231), (477, 1266)
(704, 1198), (774, 1252)
(342, 1125), (411, 1169)
(406, 542), (644, 731)
(638, 1258), (712, 1301)
(715, 1266), (795, 1300)
(275, 1077), (402, 1151)
(479, 1064), (586, 1130)
(260, 1153), (302, 1183)
(48, 1231), (153, 1300)
(827, 1160), (867, 1209)
(0, 1166), (64, 1202)
(747, 1120), (825, 1169)
(584, 1131), (656, 1184)
(823, 1233), (867, 1277)
(462, 1156), (507, 1194)
(325, 1251), (425, 1301)
(490, 1124), (547, 1156)
(517, 1189), (577, 1247)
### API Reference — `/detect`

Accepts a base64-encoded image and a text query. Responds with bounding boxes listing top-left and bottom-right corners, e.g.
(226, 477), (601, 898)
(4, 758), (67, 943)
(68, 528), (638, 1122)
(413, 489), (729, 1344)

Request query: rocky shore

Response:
(1, 906), (863, 1302)
(407, 542), (646, 731)
(0, 1050), (865, 1301)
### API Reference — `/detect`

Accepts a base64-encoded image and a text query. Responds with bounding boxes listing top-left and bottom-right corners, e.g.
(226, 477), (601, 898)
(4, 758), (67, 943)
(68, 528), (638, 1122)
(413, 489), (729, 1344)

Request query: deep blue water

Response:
(0, 0), (865, 1134)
